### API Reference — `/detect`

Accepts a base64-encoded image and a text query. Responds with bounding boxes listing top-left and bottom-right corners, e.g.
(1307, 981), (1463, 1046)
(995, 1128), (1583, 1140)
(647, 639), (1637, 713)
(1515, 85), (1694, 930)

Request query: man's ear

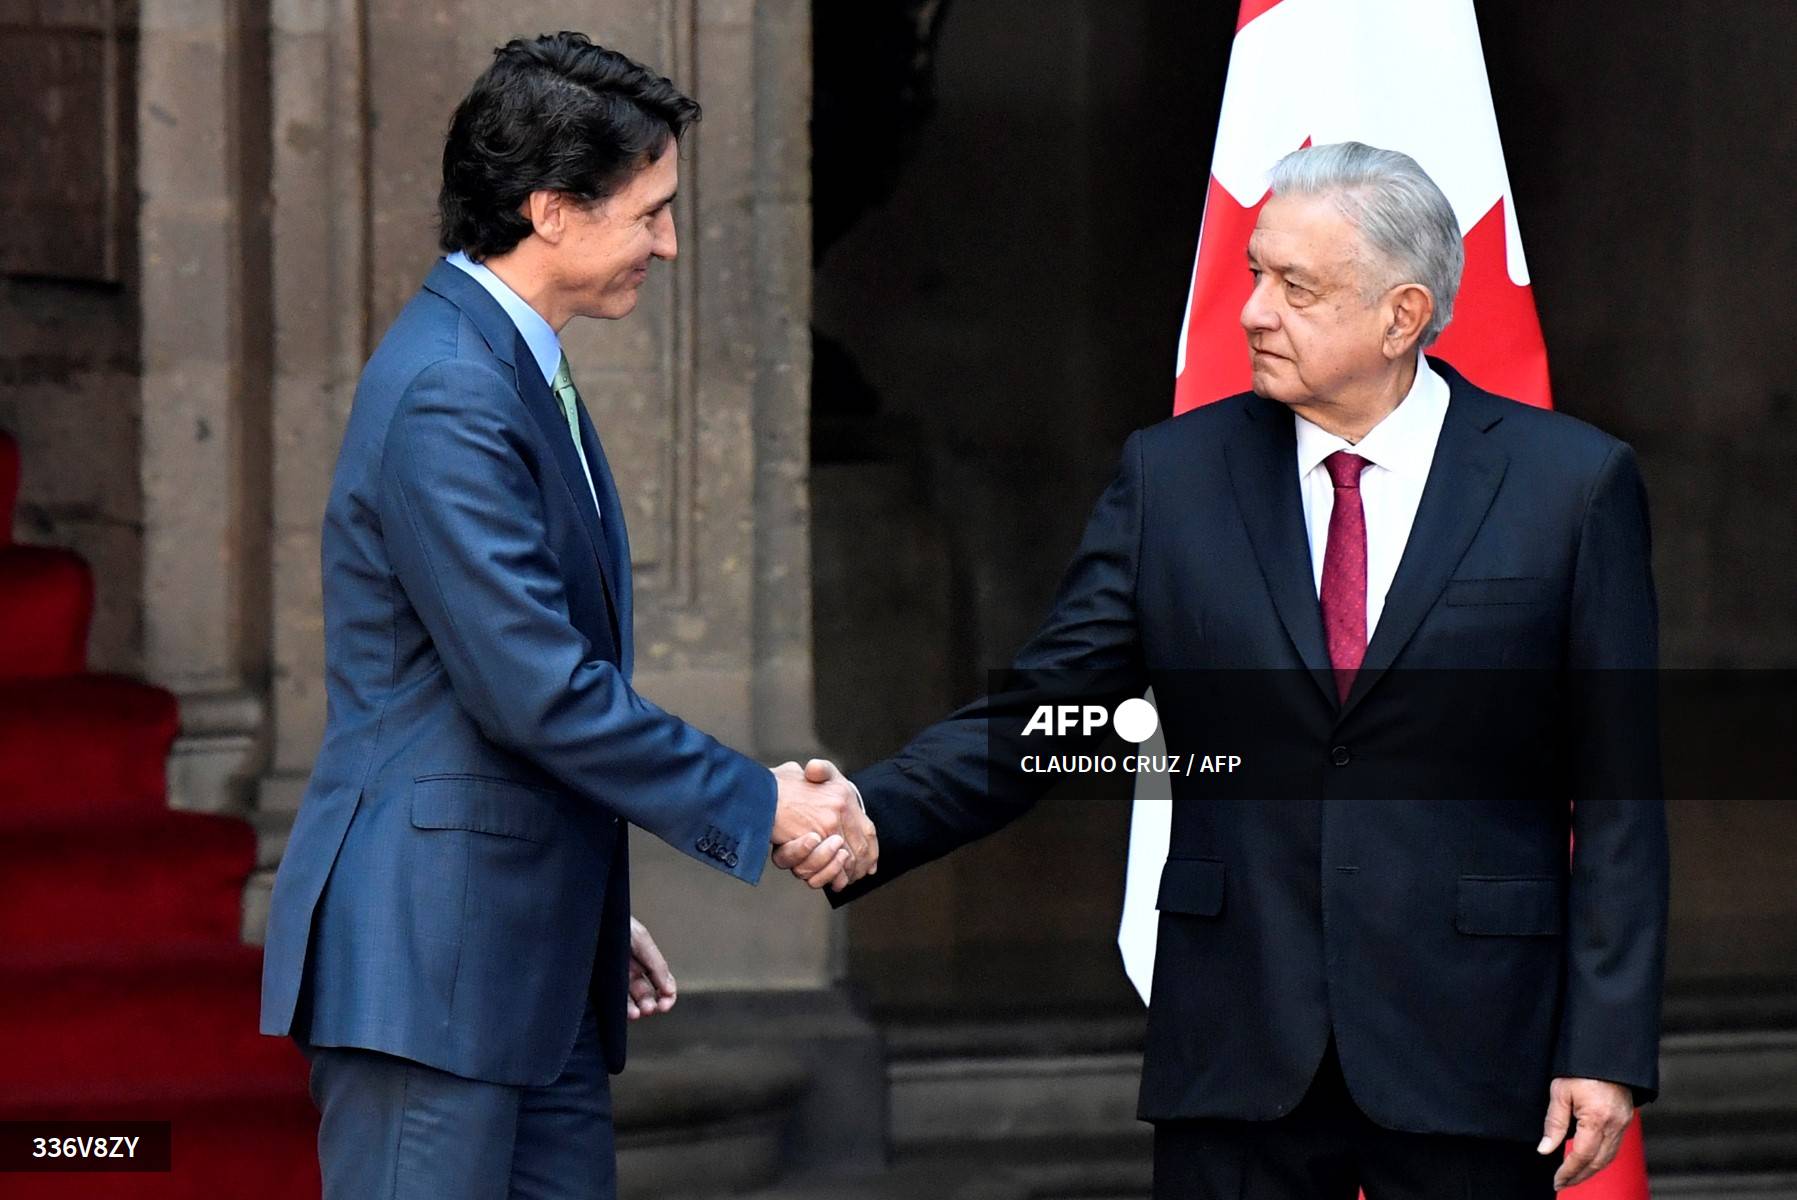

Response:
(524, 190), (566, 244)
(1381, 283), (1434, 361)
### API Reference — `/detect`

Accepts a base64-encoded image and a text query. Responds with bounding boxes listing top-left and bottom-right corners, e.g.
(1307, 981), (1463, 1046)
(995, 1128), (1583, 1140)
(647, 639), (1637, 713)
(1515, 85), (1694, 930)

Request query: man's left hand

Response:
(1538, 1076), (1633, 1190)
(628, 917), (677, 1020)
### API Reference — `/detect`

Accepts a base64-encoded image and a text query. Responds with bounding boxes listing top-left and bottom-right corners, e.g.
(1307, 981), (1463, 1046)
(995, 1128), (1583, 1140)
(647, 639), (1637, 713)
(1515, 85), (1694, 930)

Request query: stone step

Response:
(1667, 980), (1797, 1035)
(1653, 1173), (1797, 1198)
(0, 674), (179, 833)
(0, 944), (305, 1106)
(0, 1091), (322, 1200)
(890, 1050), (1146, 1154)
(737, 1154), (1147, 1200)
(746, 1161), (1797, 1200)
(1652, 1029), (1797, 1174)
(622, 988), (887, 1172)
(612, 1048), (811, 1198)
(0, 544), (92, 678)
(0, 814), (254, 955)
(883, 1017), (1797, 1178)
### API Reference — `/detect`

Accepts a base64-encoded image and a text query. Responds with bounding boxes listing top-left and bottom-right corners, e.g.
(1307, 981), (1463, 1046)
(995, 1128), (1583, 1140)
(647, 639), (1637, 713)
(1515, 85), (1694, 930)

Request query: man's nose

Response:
(1240, 278), (1278, 333)
(653, 210), (678, 261)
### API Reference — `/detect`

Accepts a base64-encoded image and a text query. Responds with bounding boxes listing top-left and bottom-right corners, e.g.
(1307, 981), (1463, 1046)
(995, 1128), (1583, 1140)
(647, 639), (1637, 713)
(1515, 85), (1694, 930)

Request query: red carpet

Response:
(0, 431), (319, 1197)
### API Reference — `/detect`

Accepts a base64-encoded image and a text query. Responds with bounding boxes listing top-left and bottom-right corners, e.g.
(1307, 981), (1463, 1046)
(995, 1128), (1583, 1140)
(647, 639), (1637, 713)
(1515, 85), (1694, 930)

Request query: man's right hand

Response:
(770, 759), (877, 891)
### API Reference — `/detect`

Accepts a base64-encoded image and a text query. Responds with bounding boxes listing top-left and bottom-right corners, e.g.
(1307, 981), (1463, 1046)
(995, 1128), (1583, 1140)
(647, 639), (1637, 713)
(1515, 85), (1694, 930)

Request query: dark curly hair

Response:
(438, 32), (701, 259)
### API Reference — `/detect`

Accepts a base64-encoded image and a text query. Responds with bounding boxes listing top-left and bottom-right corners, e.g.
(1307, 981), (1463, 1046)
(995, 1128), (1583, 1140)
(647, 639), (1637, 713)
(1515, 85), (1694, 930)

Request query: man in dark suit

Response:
(778, 142), (1667, 1198)
(259, 34), (874, 1200)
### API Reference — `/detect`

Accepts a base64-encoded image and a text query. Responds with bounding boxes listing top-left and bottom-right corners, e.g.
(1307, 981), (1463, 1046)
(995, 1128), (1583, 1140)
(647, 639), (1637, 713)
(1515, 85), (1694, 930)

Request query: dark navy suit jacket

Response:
(836, 361), (1668, 1142)
(261, 261), (775, 1084)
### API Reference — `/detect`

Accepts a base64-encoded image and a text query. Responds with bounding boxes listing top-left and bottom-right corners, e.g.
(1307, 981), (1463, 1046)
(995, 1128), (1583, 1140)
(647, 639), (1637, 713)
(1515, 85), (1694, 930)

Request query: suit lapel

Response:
(1224, 397), (1336, 706)
(421, 260), (625, 656)
(512, 356), (622, 636)
(574, 403), (634, 680)
(1341, 381), (1508, 716)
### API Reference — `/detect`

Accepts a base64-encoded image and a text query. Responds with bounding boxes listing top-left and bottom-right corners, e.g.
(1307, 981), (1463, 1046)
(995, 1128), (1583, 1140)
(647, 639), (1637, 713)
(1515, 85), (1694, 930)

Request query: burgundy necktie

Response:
(1320, 451), (1370, 701)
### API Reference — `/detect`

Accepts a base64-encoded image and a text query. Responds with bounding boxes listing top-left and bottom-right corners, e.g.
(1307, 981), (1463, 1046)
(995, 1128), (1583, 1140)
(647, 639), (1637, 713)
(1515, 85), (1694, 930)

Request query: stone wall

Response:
(0, 275), (143, 672)
(812, 0), (1219, 1017)
(1485, 0), (1797, 671)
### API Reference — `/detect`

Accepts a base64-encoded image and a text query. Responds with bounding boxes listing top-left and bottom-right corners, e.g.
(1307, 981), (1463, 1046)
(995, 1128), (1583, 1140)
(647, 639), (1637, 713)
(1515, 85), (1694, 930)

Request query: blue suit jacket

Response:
(260, 260), (776, 1084)
(835, 361), (1669, 1142)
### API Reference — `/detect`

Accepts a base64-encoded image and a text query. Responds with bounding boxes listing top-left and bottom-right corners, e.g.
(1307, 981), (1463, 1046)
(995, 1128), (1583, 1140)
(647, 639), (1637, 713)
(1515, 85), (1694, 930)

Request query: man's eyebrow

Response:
(649, 190), (678, 212)
(1246, 248), (1313, 285)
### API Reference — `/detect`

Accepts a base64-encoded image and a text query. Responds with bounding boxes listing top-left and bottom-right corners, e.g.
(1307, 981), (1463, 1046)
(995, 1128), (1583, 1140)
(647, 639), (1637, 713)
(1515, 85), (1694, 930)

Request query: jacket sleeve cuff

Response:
(683, 754), (777, 884)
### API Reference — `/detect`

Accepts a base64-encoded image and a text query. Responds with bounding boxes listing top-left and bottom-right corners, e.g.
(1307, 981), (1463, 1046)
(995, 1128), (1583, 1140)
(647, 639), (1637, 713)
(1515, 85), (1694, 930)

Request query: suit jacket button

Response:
(1330, 745), (1351, 767)
(725, 851), (739, 868)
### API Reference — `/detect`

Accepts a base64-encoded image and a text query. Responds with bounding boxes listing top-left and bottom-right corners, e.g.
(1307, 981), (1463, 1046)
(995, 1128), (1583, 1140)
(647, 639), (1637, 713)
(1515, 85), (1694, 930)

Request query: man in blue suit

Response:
(779, 144), (1667, 1199)
(260, 33), (875, 1199)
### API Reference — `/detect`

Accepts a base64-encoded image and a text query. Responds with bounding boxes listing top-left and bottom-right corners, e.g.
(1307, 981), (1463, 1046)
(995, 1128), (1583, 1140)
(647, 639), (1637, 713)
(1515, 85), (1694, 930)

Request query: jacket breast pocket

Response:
(1157, 857), (1225, 917)
(410, 775), (561, 843)
(1454, 875), (1563, 937)
(1443, 576), (1553, 607)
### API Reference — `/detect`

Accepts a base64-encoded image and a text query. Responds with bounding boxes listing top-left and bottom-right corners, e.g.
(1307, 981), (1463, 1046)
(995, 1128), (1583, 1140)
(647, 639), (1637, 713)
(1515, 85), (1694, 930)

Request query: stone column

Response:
(750, 0), (818, 780)
(138, 0), (270, 815)
(255, 0), (366, 807)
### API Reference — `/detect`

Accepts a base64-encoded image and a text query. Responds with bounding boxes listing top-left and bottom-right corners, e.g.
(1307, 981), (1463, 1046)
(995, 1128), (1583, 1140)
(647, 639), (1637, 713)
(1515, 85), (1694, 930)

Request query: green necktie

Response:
(551, 355), (602, 521)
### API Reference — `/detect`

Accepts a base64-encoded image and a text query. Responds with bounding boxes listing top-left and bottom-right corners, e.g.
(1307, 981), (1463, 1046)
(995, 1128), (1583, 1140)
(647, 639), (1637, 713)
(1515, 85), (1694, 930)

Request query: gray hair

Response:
(1266, 142), (1464, 346)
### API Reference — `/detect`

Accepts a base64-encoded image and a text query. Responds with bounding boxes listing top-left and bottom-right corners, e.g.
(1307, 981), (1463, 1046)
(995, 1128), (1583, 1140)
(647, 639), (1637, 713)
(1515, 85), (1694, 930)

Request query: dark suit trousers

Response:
(1151, 1042), (1557, 1200)
(304, 1001), (615, 1200)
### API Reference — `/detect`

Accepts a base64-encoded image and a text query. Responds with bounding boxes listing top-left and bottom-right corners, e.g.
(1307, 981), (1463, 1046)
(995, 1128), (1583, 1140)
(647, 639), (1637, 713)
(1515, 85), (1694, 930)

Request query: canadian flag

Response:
(1118, 1), (1651, 1196)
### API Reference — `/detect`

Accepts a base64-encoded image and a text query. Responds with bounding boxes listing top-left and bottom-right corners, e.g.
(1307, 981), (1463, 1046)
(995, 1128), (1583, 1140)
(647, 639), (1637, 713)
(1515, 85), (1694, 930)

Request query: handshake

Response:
(768, 759), (879, 892)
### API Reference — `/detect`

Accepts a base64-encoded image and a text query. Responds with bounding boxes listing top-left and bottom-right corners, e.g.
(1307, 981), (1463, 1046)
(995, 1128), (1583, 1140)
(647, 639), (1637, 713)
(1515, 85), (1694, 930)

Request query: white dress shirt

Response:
(445, 251), (602, 522)
(1294, 356), (1449, 642)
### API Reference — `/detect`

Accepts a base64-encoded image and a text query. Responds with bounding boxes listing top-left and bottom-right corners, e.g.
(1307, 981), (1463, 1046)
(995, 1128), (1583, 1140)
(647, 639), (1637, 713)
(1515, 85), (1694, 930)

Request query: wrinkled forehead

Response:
(1248, 192), (1368, 278)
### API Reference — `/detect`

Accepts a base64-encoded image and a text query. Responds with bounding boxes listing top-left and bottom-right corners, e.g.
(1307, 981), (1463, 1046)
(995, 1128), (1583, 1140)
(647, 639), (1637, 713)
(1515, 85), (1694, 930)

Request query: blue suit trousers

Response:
(304, 1001), (615, 1200)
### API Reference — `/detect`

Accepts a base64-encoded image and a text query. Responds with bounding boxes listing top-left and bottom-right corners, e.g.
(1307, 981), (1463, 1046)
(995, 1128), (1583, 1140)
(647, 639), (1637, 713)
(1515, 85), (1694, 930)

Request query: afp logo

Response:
(1020, 698), (1159, 744)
